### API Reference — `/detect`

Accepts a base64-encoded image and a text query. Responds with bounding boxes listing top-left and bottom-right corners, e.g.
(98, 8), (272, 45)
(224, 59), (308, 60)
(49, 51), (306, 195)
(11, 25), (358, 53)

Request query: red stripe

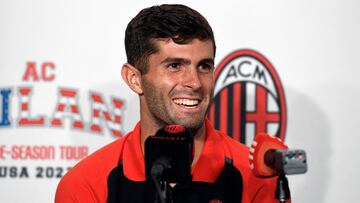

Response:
(208, 104), (215, 125)
(19, 87), (31, 95)
(21, 103), (28, 111)
(219, 88), (228, 133)
(114, 115), (121, 123)
(60, 89), (77, 97)
(113, 99), (123, 108)
(91, 93), (103, 103)
(51, 119), (62, 126)
(93, 109), (100, 117)
(73, 121), (84, 129)
(111, 130), (122, 137)
(57, 104), (65, 112)
(71, 105), (79, 113)
(90, 124), (101, 132)
(103, 112), (111, 121)
(232, 83), (241, 141)
(247, 86), (280, 135)
(257, 86), (267, 134)
(18, 118), (45, 126)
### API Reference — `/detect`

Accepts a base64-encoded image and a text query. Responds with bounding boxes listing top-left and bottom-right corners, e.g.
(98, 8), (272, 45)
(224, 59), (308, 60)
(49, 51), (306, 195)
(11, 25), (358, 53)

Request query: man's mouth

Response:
(173, 98), (200, 107)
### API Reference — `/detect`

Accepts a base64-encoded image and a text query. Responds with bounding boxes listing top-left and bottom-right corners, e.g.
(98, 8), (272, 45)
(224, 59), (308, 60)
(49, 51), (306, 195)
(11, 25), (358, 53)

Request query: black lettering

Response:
(222, 65), (237, 84)
(36, 166), (70, 178)
(238, 61), (252, 77)
(45, 167), (54, 178)
(0, 166), (29, 178)
(19, 167), (29, 178)
(36, 167), (43, 178)
(253, 65), (268, 84)
(9, 166), (17, 178)
(0, 166), (7, 177)
(56, 167), (63, 178)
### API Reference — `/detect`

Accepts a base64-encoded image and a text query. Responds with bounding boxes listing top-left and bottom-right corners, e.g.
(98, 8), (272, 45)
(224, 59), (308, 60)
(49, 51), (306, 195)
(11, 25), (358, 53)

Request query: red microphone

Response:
(249, 133), (288, 177)
(249, 133), (307, 178)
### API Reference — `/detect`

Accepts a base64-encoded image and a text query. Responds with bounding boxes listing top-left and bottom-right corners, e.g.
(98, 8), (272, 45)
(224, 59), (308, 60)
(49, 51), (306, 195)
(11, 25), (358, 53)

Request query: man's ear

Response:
(121, 63), (143, 95)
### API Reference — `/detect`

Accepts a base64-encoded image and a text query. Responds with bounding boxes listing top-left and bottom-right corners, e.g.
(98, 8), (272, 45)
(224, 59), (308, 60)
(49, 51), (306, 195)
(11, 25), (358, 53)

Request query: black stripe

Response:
(227, 85), (234, 137)
(240, 83), (247, 144)
(214, 95), (220, 130)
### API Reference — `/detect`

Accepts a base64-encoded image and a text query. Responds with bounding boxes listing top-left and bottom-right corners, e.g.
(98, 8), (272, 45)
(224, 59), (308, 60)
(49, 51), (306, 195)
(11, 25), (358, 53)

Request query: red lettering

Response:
(41, 62), (55, 81)
(23, 62), (39, 81)
(50, 88), (85, 129)
(17, 87), (45, 126)
(89, 93), (124, 137)
(0, 145), (5, 159)
(22, 61), (56, 81)
(11, 145), (55, 160)
(59, 146), (88, 160)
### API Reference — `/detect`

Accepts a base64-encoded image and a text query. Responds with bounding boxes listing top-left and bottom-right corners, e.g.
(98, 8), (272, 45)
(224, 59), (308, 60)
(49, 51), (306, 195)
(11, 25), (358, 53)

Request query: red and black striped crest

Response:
(208, 50), (287, 145)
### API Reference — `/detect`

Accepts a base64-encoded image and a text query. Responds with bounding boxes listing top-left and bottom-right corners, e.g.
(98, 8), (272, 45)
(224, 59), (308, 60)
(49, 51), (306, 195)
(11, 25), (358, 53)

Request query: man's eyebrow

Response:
(160, 57), (214, 66)
(198, 58), (215, 66)
(160, 57), (191, 65)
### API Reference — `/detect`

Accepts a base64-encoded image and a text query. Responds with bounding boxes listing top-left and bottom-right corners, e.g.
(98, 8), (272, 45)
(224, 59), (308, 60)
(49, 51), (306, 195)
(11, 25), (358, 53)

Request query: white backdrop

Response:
(1, 0), (359, 202)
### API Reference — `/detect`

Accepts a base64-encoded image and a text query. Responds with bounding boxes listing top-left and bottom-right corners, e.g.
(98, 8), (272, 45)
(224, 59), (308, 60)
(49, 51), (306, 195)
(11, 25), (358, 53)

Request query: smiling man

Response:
(126, 38), (215, 165)
(55, 4), (284, 203)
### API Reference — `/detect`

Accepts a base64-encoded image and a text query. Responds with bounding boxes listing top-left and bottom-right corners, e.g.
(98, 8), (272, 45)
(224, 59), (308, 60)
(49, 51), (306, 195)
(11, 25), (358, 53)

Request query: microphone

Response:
(145, 125), (194, 184)
(249, 133), (307, 177)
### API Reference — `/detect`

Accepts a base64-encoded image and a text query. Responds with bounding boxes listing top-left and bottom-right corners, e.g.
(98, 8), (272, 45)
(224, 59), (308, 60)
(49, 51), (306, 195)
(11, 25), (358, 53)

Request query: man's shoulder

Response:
(55, 135), (130, 202)
(66, 136), (128, 178)
(205, 120), (249, 157)
(210, 129), (253, 174)
(213, 129), (250, 159)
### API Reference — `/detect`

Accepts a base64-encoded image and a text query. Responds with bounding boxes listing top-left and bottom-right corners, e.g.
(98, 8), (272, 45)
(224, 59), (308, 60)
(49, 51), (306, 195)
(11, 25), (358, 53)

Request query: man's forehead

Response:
(151, 38), (215, 59)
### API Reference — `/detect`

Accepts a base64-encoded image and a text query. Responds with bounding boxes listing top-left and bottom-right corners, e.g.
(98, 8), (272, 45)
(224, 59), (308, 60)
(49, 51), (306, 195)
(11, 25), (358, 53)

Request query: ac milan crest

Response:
(208, 50), (287, 145)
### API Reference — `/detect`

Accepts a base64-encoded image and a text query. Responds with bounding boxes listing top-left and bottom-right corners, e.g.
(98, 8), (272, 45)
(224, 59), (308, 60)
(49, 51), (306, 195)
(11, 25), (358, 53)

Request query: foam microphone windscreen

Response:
(145, 125), (193, 183)
(249, 133), (288, 177)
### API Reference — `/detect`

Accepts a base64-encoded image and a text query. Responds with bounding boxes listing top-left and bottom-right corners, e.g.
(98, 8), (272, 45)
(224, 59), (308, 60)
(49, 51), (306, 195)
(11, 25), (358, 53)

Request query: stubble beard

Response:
(141, 78), (211, 131)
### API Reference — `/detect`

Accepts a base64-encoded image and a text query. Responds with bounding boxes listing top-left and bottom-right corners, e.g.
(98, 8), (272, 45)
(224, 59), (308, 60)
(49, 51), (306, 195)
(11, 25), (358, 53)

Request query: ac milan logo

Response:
(208, 50), (287, 145)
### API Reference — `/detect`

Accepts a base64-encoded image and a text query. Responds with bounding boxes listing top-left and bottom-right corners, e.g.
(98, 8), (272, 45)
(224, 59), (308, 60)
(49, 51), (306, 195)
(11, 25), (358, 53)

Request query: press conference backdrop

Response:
(0, 0), (359, 202)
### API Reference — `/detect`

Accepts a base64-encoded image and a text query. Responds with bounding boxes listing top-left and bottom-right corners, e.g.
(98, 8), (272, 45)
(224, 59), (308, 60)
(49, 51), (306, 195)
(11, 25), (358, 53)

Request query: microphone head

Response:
(155, 124), (187, 136)
(249, 133), (288, 177)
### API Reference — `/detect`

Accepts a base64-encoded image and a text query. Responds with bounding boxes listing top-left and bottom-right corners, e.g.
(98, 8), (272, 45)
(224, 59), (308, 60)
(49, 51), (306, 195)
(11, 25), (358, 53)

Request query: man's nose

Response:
(182, 67), (202, 90)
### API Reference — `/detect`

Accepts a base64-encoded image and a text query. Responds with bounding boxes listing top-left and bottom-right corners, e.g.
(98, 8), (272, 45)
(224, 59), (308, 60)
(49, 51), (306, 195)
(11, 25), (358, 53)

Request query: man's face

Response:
(140, 38), (215, 131)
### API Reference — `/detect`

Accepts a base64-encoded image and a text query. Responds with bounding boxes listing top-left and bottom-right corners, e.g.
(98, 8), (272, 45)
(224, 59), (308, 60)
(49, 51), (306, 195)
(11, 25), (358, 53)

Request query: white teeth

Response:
(173, 99), (199, 106)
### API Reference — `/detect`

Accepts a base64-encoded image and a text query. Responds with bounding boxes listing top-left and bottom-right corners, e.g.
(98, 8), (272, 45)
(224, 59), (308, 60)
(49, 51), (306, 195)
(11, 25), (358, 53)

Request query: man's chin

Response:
(172, 119), (204, 131)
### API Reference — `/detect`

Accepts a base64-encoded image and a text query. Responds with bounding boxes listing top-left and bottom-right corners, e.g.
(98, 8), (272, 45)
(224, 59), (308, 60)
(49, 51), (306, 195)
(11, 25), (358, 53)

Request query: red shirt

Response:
(55, 120), (288, 203)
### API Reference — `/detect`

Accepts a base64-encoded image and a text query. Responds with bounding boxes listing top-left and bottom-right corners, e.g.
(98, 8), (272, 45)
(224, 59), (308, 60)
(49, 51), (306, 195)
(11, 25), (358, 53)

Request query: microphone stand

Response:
(150, 156), (174, 203)
(152, 179), (173, 203)
(275, 174), (290, 203)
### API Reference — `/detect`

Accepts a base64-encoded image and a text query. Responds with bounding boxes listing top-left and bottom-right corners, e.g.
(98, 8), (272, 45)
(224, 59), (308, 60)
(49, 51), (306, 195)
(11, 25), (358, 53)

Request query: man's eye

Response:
(199, 64), (213, 72)
(167, 63), (181, 70)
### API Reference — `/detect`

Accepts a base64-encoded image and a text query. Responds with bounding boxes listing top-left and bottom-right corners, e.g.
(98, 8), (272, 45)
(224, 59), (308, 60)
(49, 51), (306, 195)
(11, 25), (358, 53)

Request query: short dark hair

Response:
(125, 4), (216, 74)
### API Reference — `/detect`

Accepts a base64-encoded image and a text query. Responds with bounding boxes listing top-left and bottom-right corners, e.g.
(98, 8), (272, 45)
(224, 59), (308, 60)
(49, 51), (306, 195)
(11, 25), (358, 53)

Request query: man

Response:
(55, 4), (284, 203)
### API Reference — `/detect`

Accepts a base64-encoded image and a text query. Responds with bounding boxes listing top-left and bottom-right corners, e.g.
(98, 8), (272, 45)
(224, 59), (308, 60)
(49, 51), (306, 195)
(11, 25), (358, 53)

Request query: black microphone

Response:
(145, 125), (194, 184)
(265, 149), (307, 175)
